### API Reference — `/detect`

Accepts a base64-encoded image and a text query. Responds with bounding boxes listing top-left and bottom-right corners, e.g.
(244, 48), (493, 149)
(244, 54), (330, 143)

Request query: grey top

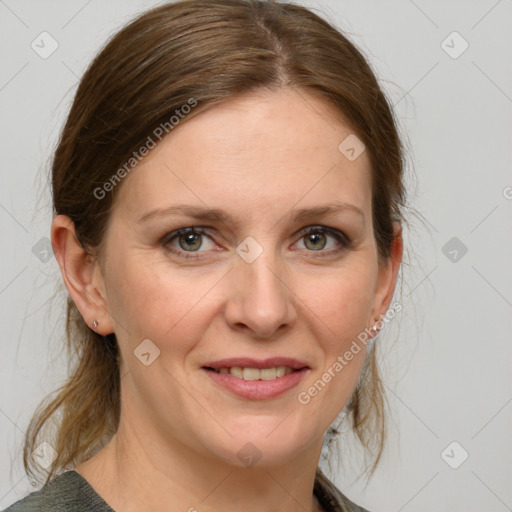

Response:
(3, 467), (370, 512)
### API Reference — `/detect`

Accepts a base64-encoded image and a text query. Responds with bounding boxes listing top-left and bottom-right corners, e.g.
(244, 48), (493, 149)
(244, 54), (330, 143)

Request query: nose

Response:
(224, 245), (297, 339)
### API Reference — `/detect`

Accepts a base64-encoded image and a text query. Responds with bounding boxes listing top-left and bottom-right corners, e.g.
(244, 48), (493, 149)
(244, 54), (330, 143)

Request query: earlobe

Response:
(51, 215), (114, 335)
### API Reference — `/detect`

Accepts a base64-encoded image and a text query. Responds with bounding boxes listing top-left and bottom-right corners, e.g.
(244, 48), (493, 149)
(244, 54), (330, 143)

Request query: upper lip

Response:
(202, 357), (309, 370)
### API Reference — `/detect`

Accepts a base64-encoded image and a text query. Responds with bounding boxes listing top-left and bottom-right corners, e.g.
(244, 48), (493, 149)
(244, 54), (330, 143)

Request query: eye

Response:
(294, 226), (352, 256)
(163, 227), (216, 259)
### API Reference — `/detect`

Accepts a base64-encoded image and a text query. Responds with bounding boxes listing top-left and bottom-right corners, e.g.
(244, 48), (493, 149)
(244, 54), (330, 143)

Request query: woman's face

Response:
(95, 87), (400, 467)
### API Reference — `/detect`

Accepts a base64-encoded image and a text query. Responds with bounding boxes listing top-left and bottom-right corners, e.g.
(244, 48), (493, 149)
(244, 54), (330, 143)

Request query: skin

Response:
(52, 87), (402, 512)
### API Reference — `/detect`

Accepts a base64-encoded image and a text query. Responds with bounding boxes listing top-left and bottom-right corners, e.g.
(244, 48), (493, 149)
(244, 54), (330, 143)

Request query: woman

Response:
(4, 0), (406, 510)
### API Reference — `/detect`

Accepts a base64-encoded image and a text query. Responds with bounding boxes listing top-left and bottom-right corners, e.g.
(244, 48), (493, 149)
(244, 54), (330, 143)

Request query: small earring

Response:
(371, 321), (381, 334)
(92, 320), (98, 329)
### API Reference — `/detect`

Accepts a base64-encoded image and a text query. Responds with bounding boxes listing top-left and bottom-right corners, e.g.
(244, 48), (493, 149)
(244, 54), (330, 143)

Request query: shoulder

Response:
(315, 467), (371, 512)
(2, 471), (114, 512)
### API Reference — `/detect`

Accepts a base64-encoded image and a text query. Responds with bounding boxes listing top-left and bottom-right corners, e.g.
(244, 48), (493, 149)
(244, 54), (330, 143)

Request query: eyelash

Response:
(162, 225), (353, 260)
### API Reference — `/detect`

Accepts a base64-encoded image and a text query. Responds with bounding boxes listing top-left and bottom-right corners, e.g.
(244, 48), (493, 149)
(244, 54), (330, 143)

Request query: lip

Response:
(201, 357), (309, 371)
(202, 366), (310, 400)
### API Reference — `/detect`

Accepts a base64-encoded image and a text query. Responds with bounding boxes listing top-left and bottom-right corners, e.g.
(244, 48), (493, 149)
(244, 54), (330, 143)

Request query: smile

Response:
(201, 366), (309, 400)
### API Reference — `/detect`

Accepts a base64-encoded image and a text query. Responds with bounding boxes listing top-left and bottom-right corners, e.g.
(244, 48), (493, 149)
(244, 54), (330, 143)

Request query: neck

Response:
(76, 412), (325, 512)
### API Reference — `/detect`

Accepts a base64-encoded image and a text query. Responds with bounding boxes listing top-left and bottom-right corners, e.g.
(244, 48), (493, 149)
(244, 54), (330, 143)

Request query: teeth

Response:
(230, 367), (243, 378)
(276, 366), (286, 378)
(243, 368), (260, 380)
(213, 366), (295, 380)
(260, 368), (277, 380)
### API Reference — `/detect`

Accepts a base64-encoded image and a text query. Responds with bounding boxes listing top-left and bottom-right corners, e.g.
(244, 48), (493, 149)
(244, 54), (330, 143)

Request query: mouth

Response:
(200, 357), (310, 400)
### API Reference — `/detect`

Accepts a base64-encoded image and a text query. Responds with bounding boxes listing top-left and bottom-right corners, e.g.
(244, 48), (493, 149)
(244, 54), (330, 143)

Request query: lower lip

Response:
(202, 368), (309, 400)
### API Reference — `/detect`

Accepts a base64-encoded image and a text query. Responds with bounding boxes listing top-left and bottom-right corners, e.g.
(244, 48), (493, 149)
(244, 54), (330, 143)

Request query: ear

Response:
(370, 222), (403, 329)
(51, 215), (114, 335)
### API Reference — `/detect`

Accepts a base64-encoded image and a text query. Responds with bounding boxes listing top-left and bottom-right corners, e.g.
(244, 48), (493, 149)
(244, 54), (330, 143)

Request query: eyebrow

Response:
(137, 201), (365, 226)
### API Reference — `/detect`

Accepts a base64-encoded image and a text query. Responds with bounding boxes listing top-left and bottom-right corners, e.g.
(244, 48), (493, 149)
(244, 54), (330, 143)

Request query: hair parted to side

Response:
(24, 0), (408, 486)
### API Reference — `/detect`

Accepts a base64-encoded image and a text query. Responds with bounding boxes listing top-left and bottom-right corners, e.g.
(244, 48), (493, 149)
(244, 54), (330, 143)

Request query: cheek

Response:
(105, 254), (219, 350)
(298, 262), (376, 344)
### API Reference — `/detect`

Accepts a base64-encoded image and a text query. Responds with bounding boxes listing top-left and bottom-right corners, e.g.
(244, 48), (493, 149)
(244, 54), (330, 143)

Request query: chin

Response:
(198, 428), (315, 469)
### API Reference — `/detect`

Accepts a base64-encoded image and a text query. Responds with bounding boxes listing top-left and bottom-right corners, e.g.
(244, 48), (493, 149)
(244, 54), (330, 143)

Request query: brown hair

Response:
(24, 0), (408, 486)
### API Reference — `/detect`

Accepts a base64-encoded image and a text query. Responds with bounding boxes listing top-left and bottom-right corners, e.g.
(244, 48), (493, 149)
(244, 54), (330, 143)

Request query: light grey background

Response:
(1, 1), (511, 510)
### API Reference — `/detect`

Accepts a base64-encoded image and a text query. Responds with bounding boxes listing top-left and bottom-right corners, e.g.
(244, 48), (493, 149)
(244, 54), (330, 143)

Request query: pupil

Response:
(180, 232), (201, 251)
(306, 232), (325, 251)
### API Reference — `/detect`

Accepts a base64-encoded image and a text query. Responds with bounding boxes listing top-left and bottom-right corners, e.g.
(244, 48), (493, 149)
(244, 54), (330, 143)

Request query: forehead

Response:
(113, 88), (372, 221)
